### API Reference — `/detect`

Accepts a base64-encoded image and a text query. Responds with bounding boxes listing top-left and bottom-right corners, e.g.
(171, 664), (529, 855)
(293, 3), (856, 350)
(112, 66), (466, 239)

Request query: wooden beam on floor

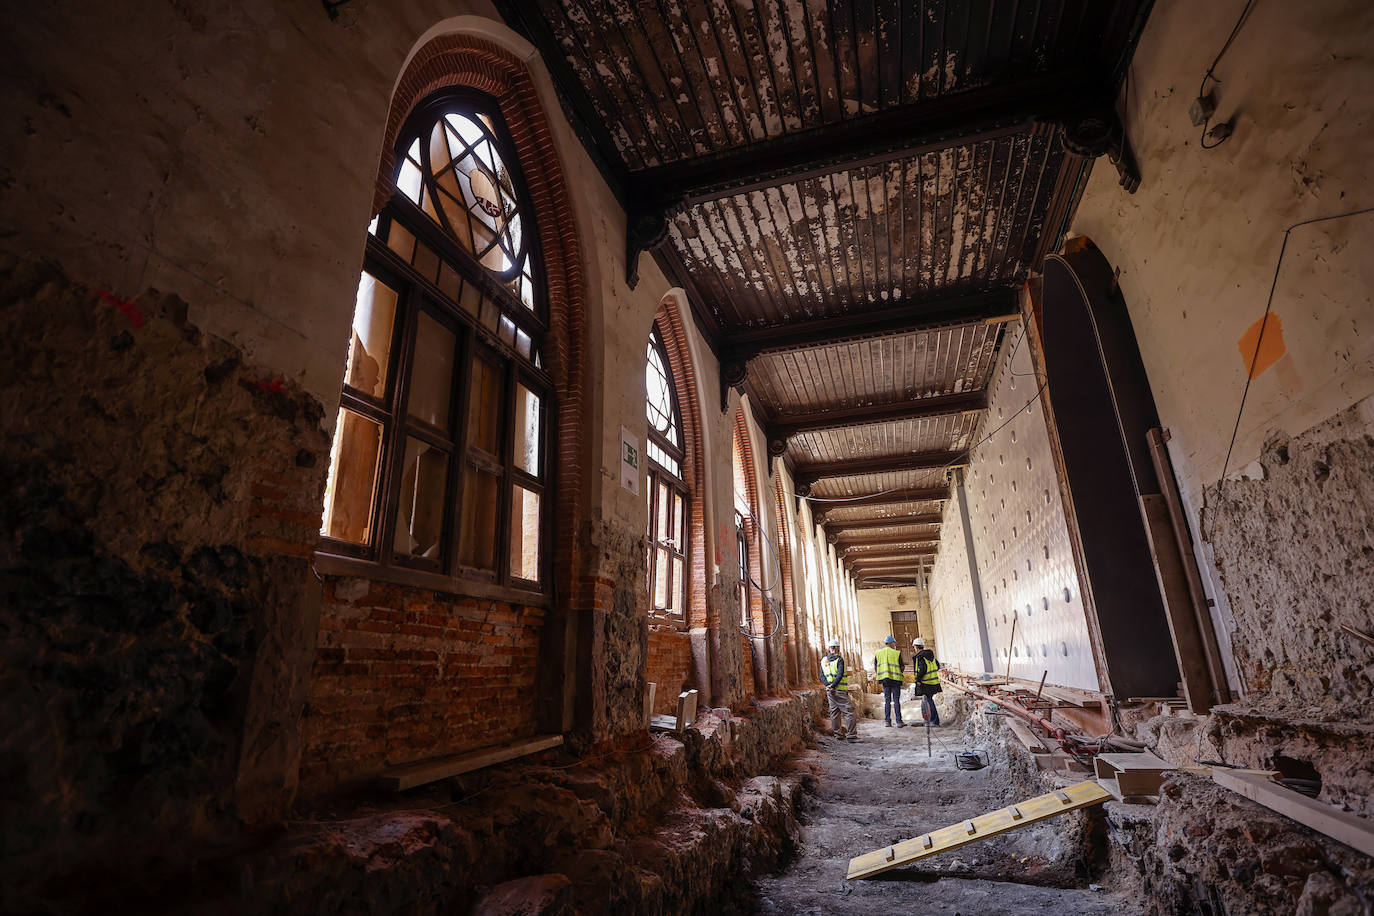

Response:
(378, 735), (564, 792)
(1211, 770), (1374, 858)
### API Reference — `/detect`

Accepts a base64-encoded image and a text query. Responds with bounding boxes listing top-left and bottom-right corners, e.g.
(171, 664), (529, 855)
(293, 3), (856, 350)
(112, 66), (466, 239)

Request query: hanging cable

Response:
(1209, 206), (1374, 530)
(1196, 0), (1256, 150)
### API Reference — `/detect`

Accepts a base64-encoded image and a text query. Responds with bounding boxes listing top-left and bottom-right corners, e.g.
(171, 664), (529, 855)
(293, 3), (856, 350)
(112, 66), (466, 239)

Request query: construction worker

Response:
(912, 637), (943, 726)
(874, 635), (906, 728)
(821, 637), (858, 742)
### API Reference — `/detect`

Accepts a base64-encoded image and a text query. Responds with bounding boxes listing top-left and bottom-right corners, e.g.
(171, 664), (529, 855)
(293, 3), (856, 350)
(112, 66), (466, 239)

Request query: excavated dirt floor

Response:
(750, 708), (1135, 915)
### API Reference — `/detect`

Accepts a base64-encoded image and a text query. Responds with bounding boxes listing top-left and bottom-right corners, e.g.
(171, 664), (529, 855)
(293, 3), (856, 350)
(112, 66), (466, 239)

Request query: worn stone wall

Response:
(163, 695), (821, 914)
(646, 627), (695, 716)
(0, 257), (328, 910)
(1106, 774), (1374, 915)
(1203, 397), (1374, 714)
(301, 578), (546, 796)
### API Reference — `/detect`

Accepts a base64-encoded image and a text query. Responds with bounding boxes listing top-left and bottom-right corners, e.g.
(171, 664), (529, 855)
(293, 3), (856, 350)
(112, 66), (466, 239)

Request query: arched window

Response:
(732, 423), (755, 630)
(645, 322), (687, 616)
(320, 89), (549, 591)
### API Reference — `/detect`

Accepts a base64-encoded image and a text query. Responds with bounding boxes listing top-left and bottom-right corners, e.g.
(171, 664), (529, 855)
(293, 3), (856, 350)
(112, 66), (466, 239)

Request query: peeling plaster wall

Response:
(856, 587), (930, 673)
(1069, 0), (1374, 713)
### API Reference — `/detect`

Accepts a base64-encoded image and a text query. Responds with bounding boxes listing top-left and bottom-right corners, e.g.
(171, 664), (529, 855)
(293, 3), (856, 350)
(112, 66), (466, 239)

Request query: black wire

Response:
(1198, 0), (1256, 150)
(1211, 207), (1374, 527)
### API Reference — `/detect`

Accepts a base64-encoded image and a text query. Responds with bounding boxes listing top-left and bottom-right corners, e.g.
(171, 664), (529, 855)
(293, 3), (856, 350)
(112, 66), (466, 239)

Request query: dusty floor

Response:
(749, 706), (1140, 915)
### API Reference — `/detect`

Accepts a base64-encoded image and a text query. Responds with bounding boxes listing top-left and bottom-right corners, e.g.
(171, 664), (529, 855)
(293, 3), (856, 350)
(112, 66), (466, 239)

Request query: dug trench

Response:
(750, 692), (1127, 915)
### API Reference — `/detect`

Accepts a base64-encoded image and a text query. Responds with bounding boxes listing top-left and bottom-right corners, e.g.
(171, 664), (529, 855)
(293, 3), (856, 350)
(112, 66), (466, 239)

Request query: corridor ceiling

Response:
(496, 0), (1152, 586)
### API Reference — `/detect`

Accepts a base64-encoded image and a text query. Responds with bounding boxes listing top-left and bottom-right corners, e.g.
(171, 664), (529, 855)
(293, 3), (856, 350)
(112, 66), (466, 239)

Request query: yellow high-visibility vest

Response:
(875, 646), (903, 683)
(822, 654), (848, 690)
(917, 654), (941, 686)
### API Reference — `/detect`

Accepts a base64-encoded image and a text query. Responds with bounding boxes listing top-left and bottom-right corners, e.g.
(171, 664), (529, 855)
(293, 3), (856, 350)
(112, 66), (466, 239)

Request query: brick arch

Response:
(652, 297), (708, 629)
(772, 477), (801, 686)
(377, 33), (586, 691)
(733, 407), (772, 695)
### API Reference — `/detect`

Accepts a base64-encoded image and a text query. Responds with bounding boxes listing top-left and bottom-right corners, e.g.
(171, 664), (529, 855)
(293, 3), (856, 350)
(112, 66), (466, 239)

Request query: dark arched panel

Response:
(1042, 243), (1181, 699)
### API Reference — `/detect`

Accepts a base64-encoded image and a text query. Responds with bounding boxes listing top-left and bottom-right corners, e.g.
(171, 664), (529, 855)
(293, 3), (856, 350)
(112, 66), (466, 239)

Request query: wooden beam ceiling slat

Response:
(635, 68), (1100, 205)
(724, 288), (1018, 359)
(794, 450), (963, 488)
(771, 390), (986, 439)
(825, 513), (943, 532)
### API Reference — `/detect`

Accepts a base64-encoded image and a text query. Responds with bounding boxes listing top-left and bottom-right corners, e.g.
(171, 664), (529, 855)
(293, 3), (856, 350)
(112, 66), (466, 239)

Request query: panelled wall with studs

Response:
(932, 323), (1098, 690)
(927, 492), (983, 675)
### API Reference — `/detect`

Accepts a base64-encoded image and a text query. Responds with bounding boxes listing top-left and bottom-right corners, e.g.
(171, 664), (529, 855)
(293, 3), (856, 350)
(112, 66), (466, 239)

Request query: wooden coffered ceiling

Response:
(496, 0), (1150, 586)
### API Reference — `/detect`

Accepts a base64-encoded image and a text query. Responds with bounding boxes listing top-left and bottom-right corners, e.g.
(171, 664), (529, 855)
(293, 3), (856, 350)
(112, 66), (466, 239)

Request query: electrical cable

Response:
(1210, 206), (1374, 532)
(1197, 0), (1255, 150)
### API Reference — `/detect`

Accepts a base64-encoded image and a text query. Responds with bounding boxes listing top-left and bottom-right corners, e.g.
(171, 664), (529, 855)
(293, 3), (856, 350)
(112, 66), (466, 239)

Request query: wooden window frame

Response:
(645, 324), (689, 623)
(317, 90), (551, 605)
(736, 509), (753, 629)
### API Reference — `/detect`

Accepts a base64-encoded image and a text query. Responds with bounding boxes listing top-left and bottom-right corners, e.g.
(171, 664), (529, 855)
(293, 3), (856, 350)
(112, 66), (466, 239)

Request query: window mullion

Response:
(375, 282), (420, 565)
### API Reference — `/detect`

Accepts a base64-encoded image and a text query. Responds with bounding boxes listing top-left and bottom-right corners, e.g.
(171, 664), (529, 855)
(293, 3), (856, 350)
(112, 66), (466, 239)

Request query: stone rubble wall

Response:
(226, 693), (825, 915)
(1204, 396), (1374, 717)
(0, 256), (329, 912)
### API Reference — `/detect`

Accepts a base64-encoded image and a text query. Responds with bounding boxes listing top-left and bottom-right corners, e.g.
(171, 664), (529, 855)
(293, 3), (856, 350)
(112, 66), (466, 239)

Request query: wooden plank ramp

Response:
(378, 735), (563, 792)
(846, 779), (1113, 879)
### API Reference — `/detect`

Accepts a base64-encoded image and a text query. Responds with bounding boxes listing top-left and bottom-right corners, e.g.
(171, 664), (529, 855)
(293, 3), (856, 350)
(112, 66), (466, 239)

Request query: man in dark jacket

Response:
(911, 637), (942, 726)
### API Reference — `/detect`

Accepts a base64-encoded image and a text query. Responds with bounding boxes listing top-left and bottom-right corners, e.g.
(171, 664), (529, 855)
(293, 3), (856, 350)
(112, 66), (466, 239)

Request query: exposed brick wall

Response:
(646, 627), (694, 716)
(301, 577), (545, 795)
(739, 632), (758, 700)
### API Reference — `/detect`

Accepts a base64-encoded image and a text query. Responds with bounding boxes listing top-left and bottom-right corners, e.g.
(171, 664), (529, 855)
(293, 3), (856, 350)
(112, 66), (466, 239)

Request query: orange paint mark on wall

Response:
(1237, 313), (1285, 379)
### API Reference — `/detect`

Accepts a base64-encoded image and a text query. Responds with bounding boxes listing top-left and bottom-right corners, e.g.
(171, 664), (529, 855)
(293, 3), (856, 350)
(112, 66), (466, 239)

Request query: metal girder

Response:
(722, 289), (1019, 362)
(824, 513), (943, 532)
(770, 391), (986, 443)
(632, 69), (1103, 206)
(794, 450), (964, 489)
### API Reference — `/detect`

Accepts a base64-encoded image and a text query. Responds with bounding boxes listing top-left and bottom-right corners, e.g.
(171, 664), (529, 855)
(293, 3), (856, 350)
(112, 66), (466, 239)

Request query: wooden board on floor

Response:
(1211, 769), (1374, 859)
(378, 735), (564, 791)
(846, 779), (1114, 879)
(1094, 751), (1172, 798)
(1004, 716), (1052, 754)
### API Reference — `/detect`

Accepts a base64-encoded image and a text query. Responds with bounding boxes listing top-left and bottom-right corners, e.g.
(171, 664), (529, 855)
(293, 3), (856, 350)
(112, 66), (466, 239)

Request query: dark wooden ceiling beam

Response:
(794, 450), (963, 489)
(846, 552), (934, 565)
(839, 534), (944, 549)
(634, 68), (1105, 206)
(826, 513), (943, 532)
(723, 289), (1019, 362)
(809, 487), (948, 513)
(770, 391), (986, 443)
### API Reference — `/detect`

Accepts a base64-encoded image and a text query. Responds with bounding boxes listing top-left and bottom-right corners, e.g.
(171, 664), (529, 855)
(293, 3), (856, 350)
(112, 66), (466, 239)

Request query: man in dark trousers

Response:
(821, 637), (859, 742)
(911, 637), (942, 726)
(873, 635), (907, 727)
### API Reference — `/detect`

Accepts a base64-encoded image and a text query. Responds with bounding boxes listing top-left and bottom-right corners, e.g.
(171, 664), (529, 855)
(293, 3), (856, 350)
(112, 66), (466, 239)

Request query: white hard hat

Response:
(826, 636), (840, 648)
(913, 637), (925, 647)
